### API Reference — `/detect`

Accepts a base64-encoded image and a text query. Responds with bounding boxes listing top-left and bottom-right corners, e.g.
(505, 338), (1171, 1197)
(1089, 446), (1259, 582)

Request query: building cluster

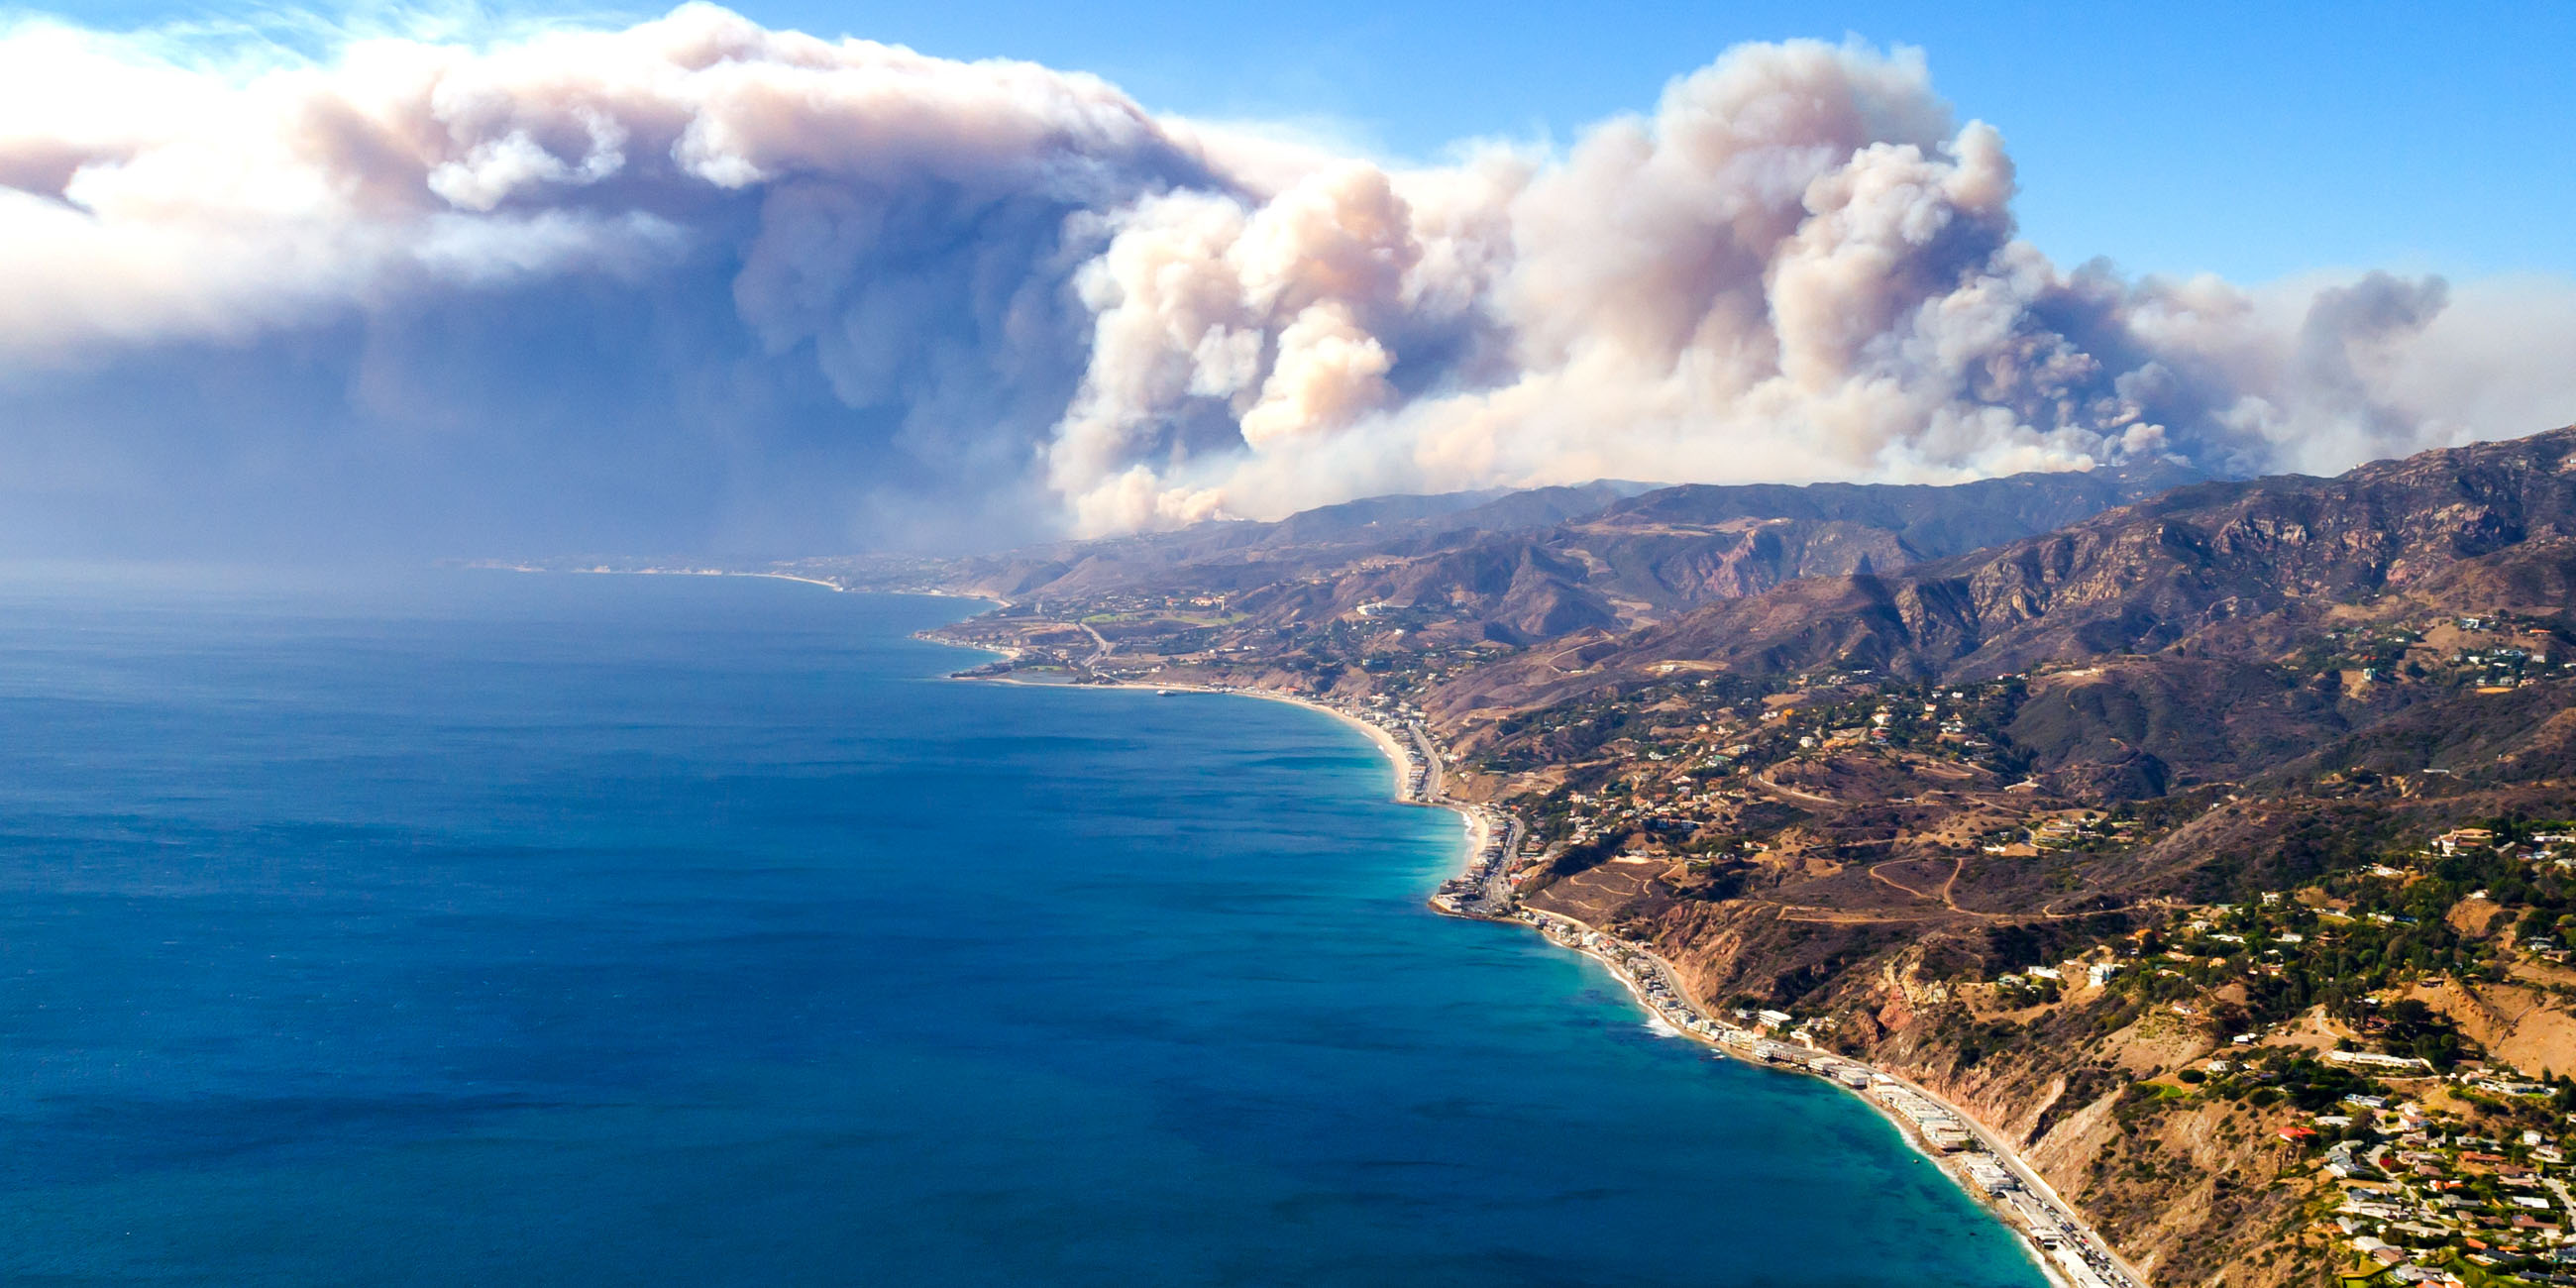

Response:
(2086, 821), (2576, 1283)
(1556, 782), (1755, 848)
(2311, 1090), (2576, 1284)
(2305, 613), (2570, 698)
(1429, 805), (1523, 914)
(1873, 1082), (1978, 1152)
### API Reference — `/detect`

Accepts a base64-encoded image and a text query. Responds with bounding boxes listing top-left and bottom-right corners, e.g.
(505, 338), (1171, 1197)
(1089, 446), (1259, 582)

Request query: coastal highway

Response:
(1412, 720), (1527, 917)
(1443, 815), (1528, 917)
(1473, 817), (1526, 909)
(1404, 722), (1444, 800)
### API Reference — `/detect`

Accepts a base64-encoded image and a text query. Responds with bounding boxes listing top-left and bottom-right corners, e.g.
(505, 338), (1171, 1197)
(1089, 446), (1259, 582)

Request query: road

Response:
(1472, 817), (1527, 908)
(1751, 769), (1837, 806)
(1406, 711), (1524, 917)
(1439, 815), (1528, 917)
(1404, 721), (1444, 800)
(1868, 855), (1969, 909)
(1866, 1061), (2148, 1288)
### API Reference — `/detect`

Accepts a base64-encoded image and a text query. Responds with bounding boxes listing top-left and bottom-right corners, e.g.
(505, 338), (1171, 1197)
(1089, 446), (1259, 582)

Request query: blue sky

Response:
(35, 0), (2576, 283)
(720, 0), (2576, 284)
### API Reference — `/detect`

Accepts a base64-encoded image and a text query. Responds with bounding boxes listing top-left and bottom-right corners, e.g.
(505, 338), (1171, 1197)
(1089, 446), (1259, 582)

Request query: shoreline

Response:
(1078, 680), (2122, 1288)
(931, 668), (2115, 1287)
(1047, 675), (2110, 1284)
(1182, 686), (1497, 853)
(583, 574), (2120, 1288)
(1507, 903), (2114, 1288)
(1077, 679), (1491, 859)
(738, 572), (847, 592)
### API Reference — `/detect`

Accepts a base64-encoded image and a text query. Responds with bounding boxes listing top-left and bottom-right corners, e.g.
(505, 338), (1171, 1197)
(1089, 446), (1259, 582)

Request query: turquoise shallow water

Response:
(0, 569), (2046, 1286)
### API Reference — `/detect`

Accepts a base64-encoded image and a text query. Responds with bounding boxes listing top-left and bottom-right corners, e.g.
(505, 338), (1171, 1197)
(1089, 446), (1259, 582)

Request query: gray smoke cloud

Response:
(1, 5), (2569, 556)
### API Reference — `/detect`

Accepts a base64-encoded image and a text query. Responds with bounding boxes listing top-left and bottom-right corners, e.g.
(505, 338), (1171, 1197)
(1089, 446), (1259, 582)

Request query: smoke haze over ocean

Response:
(5, 4), (2571, 557)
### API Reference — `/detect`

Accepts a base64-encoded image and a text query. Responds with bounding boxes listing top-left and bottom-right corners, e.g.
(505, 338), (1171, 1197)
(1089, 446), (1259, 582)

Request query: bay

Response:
(0, 568), (2045, 1286)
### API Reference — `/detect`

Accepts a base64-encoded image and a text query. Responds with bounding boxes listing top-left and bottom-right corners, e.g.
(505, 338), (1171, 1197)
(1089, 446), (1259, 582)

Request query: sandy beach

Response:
(1256, 692), (1417, 788)
(1096, 683), (1490, 844)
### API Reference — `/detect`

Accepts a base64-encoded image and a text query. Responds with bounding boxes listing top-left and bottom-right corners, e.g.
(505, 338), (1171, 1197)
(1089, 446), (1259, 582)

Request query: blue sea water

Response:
(0, 569), (2047, 1287)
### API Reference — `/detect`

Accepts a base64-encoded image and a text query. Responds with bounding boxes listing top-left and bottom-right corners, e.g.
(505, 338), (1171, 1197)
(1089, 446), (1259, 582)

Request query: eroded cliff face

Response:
(1834, 950), (2318, 1288)
(1629, 922), (2324, 1288)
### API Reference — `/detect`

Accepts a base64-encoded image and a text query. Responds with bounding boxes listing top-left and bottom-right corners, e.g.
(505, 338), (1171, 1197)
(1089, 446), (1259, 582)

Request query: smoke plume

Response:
(1, 5), (2569, 556)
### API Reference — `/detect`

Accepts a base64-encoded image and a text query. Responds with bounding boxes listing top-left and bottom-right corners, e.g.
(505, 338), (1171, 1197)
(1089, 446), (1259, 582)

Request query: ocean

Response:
(0, 568), (2047, 1286)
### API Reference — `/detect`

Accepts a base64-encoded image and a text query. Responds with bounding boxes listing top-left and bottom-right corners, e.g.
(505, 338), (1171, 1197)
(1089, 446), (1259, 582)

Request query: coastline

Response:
(591, 574), (2122, 1288)
(737, 572), (847, 592)
(1509, 902), (2115, 1288)
(1042, 676), (2109, 1285)
(1083, 680), (1491, 859)
(1093, 681), (2120, 1288)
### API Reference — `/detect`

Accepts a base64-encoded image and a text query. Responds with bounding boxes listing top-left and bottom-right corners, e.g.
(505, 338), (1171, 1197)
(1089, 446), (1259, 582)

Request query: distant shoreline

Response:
(478, 564), (1001, 600)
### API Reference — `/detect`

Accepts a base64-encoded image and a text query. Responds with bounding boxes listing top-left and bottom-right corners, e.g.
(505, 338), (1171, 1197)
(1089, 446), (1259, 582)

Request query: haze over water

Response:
(0, 569), (2044, 1286)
